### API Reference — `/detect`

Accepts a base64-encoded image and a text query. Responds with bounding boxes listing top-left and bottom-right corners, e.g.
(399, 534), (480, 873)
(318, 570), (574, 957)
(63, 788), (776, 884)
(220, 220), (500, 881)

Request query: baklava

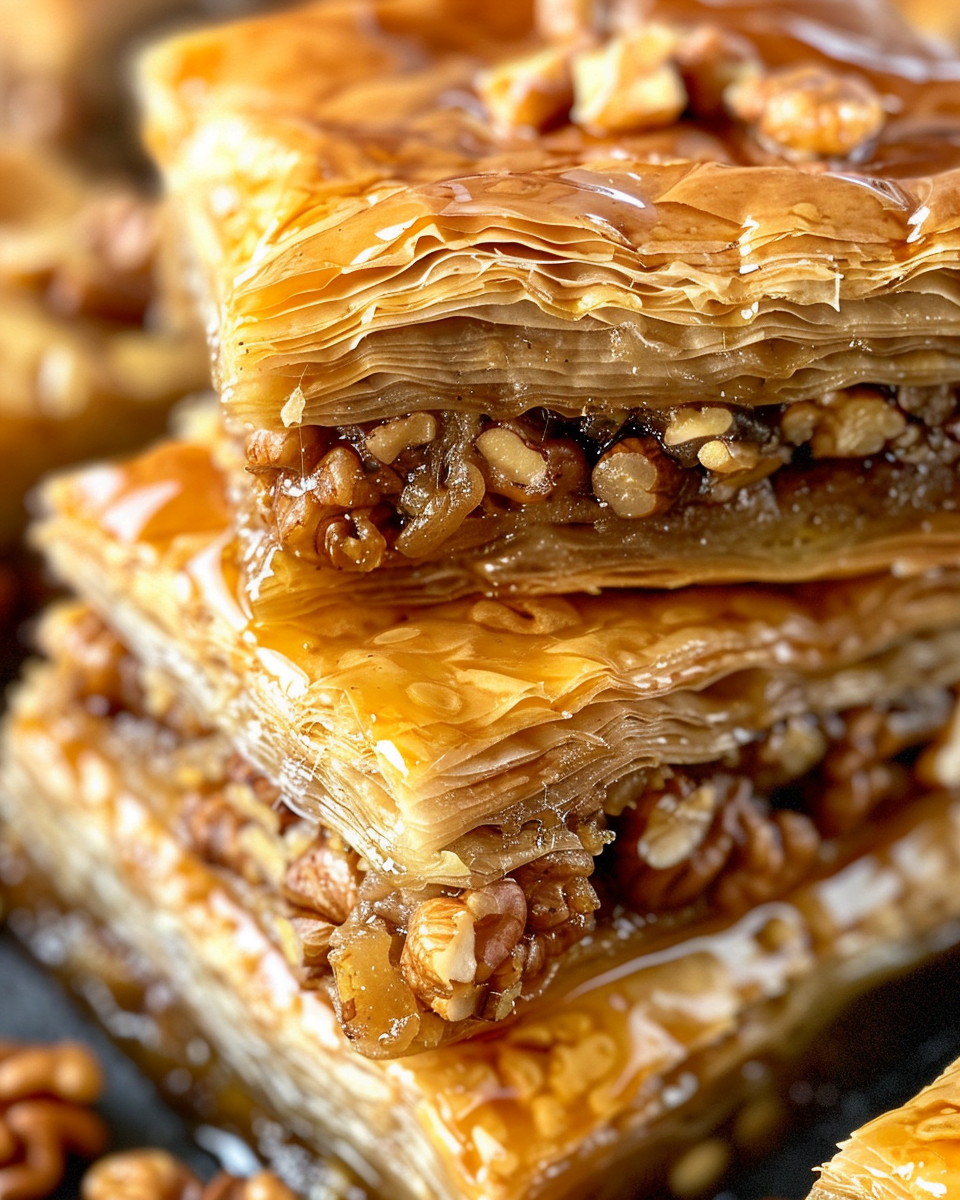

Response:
(810, 1056), (960, 1200)
(4, 0), (960, 1197)
(137, 0), (960, 608)
(0, 140), (207, 545)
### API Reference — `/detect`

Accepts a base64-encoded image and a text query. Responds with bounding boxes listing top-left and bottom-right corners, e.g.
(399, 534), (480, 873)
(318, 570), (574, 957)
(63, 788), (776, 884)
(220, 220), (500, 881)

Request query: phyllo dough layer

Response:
(135, 0), (960, 598)
(30, 599), (960, 1055)
(811, 1056), (960, 1200)
(33, 415), (960, 888)
(6, 649), (960, 1199)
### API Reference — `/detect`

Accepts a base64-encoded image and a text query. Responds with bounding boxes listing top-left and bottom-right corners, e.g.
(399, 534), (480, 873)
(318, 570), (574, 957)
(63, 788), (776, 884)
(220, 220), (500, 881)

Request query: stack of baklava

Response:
(5, 0), (960, 1197)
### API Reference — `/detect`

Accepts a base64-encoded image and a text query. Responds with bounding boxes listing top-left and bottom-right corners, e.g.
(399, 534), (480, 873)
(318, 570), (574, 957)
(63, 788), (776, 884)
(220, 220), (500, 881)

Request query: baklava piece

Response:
(0, 141), (207, 544)
(26, 421), (960, 1054)
(138, 0), (960, 605)
(810, 1055), (960, 1199)
(6, 626), (960, 1200)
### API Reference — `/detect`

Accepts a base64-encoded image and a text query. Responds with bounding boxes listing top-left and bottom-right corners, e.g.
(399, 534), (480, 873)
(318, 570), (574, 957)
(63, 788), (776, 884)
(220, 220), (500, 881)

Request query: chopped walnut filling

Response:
(246, 383), (960, 571)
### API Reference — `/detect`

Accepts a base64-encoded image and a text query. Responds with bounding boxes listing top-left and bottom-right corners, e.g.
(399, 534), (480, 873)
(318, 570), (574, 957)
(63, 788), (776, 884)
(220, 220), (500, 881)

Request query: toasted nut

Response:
(82, 1149), (202, 1200)
(811, 390), (907, 458)
(572, 26), (687, 135)
(400, 882), (526, 1021)
(317, 511), (387, 572)
(697, 439), (760, 474)
(310, 446), (381, 510)
(246, 428), (328, 475)
(477, 428), (549, 489)
(0, 1045), (102, 1106)
(636, 783), (721, 870)
(477, 46), (574, 133)
(592, 436), (681, 518)
(781, 402), (819, 446)
(396, 460), (485, 558)
(663, 406), (734, 447)
(282, 833), (360, 926)
(1, 1100), (108, 1200)
(204, 1172), (298, 1200)
(726, 65), (885, 160)
(365, 413), (438, 464)
(675, 24), (759, 118)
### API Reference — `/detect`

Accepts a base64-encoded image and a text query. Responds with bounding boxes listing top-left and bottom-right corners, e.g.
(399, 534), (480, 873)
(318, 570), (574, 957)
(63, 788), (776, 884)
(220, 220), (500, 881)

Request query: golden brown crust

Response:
(139, 0), (960, 430)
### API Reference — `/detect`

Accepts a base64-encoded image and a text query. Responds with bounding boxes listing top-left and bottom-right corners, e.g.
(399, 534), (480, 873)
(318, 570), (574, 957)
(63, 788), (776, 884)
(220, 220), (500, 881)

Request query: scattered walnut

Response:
(82, 1149), (202, 1200)
(476, 46), (574, 134)
(663, 406), (734, 447)
(82, 1152), (298, 1200)
(0, 1044), (107, 1200)
(897, 384), (957, 428)
(476, 427), (551, 498)
(633, 782), (721, 870)
(781, 403), (819, 447)
(365, 413), (438, 465)
(308, 447), (381, 510)
(317, 510), (388, 572)
(282, 831), (360, 926)
(616, 774), (819, 915)
(592, 436), (681, 518)
(697, 439), (760, 474)
(726, 65), (886, 161)
(395, 460), (485, 558)
(571, 25), (687, 135)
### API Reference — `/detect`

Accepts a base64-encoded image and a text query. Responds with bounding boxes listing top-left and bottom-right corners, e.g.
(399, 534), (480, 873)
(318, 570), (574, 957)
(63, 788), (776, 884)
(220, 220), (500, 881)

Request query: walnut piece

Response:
(591, 435), (681, 518)
(365, 413), (437, 465)
(571, 25), (687, 135)
(0, 1044), (107, 1200)
(476, 47), (574, 134)
(82, 1152), (298, 1200)
(697, 439), (760, 474)
(726, 65), (886, 161)
(663, 406), (734, 447)
(399, 881), (526, 1022)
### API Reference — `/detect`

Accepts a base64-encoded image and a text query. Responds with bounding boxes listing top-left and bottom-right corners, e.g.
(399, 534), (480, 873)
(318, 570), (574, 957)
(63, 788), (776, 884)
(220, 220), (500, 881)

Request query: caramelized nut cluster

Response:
(248, 381), (960, 570)
(82, 1151), (297, 1200)
(613, 691), (956, 916)
(0, 1042), (108, 1200)
(328, 834), (604, 1053)
(480, 2), (887, 164)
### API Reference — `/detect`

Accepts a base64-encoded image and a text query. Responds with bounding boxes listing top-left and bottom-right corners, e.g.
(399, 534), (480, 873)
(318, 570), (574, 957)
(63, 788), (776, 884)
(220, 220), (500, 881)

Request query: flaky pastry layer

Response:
(811, 1056), (960, 1200)
(6, 656), (960, 1199)
(33, 420), (960, 883)
(139, 0), (960, 429)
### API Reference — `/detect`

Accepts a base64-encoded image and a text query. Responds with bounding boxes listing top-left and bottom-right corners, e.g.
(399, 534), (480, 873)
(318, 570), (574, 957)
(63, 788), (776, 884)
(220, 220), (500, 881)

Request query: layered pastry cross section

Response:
(137, 0), (960, 603)
(23, 416), (960, 1061)
(810, 1054), (960, 1200)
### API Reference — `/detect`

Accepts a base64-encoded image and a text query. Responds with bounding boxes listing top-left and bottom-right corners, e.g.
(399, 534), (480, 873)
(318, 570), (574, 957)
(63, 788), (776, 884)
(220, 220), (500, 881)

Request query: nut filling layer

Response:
(61, 609), (960, 1056)
(245, 384), (960, 573)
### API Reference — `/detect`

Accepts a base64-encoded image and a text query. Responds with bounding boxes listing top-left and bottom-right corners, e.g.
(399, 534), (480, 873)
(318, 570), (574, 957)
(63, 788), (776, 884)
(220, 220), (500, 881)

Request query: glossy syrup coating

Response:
(137, 0), (960, 429)
(811, 1053), (960, 1198)
(33, 424), (960, 886)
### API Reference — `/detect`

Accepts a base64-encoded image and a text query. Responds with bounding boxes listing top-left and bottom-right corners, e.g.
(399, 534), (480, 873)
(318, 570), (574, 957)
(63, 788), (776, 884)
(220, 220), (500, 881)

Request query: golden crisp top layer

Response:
(139, 0), (960, 427)
(812, 1055), (960, 1200)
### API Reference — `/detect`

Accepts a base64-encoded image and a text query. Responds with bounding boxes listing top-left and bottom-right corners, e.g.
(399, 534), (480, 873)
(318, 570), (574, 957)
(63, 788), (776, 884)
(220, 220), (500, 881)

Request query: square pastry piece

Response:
(139, 0), (960, 608)
(23, 420), (960, 1065)
(810, 1055), (960, 1200)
